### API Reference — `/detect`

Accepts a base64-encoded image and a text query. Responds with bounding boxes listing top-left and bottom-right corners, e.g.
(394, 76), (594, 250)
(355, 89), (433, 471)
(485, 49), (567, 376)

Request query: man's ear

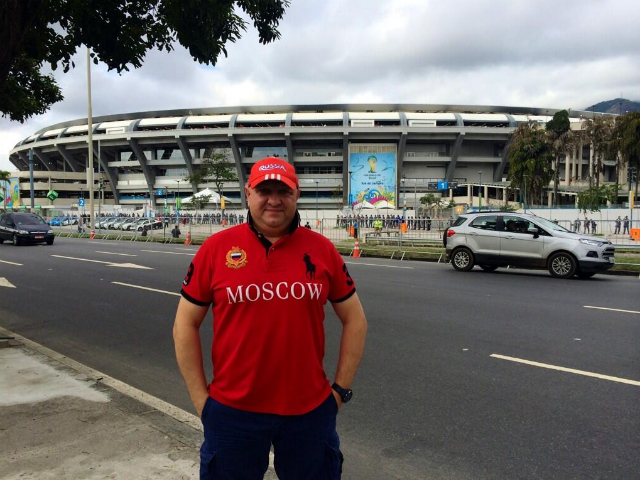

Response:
(295, 188), (301, 200)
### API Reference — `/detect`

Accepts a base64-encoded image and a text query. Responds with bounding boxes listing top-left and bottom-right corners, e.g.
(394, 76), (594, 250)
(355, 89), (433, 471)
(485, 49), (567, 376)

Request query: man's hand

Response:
(332, 389), (343, 411)
(195, 393), (210, 418)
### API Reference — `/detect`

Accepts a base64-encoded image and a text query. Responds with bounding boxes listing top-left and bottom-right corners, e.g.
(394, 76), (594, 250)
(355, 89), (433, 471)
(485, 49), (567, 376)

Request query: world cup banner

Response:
(348, 153), (396, 207)
(1, 178), (20, 208)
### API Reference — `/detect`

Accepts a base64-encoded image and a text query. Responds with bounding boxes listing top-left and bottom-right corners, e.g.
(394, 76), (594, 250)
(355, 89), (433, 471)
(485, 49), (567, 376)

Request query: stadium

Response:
(4, 104), (625, 214)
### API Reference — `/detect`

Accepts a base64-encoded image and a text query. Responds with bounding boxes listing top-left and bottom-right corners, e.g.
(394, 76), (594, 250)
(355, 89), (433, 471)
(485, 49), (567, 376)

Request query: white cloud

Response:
(2, 0), (639, 171)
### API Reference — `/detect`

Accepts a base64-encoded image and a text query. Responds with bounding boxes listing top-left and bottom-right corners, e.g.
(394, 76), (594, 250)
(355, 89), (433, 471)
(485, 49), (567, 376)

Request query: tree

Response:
(0, 170), (11, 211)
(185, 150), (238, 202)
(582, 115), (614, 188)
(0, 0), (290, 122)
(546, 110), (571, 207)
(419, 193), (438, 215)
(610, 112), (640, 202)
(576, 184), (618, 214)
(506, 121), (554, 206)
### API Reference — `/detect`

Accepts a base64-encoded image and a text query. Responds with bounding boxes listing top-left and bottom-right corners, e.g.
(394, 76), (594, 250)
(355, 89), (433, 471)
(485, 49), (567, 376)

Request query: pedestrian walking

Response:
(591, 219), (597, 234)
(171, 225), (181, 238)
(623, 215), (630, 235)
(574, 218), (580, 232)
(173, 157), (368, 480)
(584, 218), (590, 234)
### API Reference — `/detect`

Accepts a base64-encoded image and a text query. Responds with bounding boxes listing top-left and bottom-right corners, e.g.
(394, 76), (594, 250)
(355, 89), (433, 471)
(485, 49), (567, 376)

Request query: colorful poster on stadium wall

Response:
(1, 178), (20, 208)
(348, 153), (396, 208)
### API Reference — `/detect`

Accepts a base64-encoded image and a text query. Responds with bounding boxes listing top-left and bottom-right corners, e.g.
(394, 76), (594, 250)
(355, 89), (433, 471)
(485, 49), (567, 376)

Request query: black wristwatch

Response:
(331, 382), (353, 403)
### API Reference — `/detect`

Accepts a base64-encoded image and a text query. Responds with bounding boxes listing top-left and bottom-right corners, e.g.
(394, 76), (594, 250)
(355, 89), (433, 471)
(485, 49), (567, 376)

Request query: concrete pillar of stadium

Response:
(483, 185), (488, 203)
(502, 187), (507, 204)
(577, 143), (583, 180)
(547, 191), (553, 207)
(620, 153), (628, 185)
(468, 185), (473, 205)
(589, 145), (594, 179)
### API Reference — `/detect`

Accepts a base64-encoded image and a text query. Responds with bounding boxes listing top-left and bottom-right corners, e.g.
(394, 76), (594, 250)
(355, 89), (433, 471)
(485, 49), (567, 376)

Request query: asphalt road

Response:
(1, 237), (639, 479)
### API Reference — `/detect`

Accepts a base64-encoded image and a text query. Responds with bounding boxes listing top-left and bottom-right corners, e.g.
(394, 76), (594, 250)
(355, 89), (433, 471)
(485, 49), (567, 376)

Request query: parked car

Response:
(0, 212), (55, 246)
(122, 218), (144, 231)
(136, 219), (163, 231)
(112, 218), (131, 230)
(443, 212), (615, 279)
(48, 217), (62, 226)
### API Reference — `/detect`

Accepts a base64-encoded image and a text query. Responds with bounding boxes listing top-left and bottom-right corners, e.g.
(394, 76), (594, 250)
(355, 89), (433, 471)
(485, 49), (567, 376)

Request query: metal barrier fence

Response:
(53, 213), (639, 248)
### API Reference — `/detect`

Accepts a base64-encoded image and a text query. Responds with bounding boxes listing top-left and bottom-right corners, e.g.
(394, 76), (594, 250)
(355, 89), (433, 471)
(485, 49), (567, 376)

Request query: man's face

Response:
(245, 180), (300, 236)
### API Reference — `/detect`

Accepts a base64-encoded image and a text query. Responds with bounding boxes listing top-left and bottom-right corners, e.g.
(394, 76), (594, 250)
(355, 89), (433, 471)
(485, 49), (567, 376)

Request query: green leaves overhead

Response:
(0, 0), (290, 122)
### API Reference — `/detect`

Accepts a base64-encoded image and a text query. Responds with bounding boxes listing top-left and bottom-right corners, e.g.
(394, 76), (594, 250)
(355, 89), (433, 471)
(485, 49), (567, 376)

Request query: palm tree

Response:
(0, 170), (11, 212)
(583, 116), (614, 188)
(507, 122), (554, 206)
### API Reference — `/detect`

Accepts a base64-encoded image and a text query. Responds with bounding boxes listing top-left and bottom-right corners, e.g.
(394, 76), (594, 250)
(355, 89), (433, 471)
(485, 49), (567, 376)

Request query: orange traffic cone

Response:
(184, 231), (192, 246)
(89, 229), (95, 240)
(352, 239), (361, 258)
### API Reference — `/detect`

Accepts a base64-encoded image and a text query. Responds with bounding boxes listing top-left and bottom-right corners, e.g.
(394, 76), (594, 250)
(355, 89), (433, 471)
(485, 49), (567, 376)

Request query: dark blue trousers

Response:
(200, 394), (343, 480)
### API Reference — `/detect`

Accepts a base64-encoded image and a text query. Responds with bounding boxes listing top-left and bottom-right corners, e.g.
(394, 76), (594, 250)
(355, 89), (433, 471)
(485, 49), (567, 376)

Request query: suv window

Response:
(469, 215), (498, 231)
(502, 215), (547, 235)
(452, 216), (467, 227)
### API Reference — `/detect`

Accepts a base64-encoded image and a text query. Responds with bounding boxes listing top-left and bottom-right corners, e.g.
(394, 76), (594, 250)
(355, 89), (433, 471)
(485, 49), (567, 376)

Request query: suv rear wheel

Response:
(452, 247), (474, 271)
(548, 252), (577, 279)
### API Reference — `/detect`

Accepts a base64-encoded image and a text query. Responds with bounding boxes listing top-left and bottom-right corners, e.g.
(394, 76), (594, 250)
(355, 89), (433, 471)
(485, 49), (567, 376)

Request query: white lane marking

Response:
(491, 354), (640, 387)
(0, 259), (23, 266)
(345, 261), (413, 269)
(51, 255), (153, 270)
(112, 281), (181, 297)
(96, 251), (138, 257)
(0, 277), (16, 288)
(584, 305), (640, 315)
(175, 247), (198, 252)
(141, 250), (194, 256)
(0, 326), (202, 430)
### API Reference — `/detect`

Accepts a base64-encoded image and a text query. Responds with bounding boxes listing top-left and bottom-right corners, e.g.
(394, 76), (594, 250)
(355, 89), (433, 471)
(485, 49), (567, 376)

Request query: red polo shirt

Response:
(181, 219), (356, 415)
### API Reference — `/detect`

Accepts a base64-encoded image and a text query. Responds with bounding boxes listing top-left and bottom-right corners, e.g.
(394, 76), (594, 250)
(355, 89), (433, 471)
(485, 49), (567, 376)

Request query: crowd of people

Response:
(335, 214), (439, 230)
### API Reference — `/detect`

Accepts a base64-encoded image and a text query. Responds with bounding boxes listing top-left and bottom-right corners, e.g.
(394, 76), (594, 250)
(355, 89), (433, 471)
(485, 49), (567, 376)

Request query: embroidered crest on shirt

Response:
(226, 246), (248, 269)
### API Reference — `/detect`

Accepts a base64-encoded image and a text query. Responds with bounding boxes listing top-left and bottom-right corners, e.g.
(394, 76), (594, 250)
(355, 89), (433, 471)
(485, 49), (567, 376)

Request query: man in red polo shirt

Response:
(173, 157), (368, 479)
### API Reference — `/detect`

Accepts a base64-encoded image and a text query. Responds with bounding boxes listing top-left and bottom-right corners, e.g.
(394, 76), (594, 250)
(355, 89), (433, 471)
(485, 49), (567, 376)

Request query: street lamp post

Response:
(478, 171), (483, 211)
(401, 175), (406, 222)
(315, 180), (319, 228)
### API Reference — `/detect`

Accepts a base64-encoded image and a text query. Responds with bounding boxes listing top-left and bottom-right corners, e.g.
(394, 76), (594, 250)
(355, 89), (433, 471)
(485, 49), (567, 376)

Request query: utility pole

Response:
(478, 171), (483, 211)
(86, 48), (95, 231)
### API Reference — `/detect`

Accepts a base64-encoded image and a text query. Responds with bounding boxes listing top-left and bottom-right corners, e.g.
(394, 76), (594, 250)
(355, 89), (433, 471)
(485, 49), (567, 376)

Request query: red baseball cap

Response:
(248, 157), (299, 190)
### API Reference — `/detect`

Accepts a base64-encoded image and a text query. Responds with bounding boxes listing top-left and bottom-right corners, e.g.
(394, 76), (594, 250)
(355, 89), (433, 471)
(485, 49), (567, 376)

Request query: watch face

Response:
(343, 390), (353, 403)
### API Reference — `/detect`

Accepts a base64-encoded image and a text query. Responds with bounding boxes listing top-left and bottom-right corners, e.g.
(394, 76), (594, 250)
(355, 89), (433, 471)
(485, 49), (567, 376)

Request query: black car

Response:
(0, 212), (55, 246)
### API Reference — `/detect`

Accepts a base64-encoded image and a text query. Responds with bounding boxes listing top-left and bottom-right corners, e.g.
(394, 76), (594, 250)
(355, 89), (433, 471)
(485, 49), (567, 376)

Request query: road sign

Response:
(437, 181), (448, 190)
(78, 198), (85, 207)
(46, 189), (58, 201)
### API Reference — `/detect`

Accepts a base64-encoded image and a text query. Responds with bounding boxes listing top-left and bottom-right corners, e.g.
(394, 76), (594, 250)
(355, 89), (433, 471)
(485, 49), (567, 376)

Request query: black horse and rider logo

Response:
(303, 252), (316, 280)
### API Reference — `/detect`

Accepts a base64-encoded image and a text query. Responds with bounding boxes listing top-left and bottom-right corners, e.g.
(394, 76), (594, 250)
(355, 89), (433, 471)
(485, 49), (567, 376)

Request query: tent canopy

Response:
(181, 188), (229, 204)
(353, 200), (375, 210)
(374, 200), (395, 209)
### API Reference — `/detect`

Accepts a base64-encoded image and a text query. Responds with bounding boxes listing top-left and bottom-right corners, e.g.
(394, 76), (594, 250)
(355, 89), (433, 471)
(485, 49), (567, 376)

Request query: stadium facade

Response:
(5, 104), (625, 213)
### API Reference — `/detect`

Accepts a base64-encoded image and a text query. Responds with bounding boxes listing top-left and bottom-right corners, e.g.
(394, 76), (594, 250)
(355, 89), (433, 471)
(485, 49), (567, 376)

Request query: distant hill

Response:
(584, 98), (640, 115)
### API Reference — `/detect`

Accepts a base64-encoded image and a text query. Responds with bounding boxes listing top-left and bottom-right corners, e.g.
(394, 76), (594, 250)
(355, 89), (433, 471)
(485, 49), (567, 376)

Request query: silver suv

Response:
(443, 212), (615, 279)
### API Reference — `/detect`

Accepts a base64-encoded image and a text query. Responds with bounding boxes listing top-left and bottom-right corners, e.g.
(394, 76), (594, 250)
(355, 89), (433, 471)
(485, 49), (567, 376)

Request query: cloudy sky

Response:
(2, 0), (639, 171)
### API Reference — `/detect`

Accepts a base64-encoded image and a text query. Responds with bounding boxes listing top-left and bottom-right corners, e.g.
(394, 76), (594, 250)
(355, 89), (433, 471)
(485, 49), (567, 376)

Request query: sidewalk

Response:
(0, 329), (276, 479)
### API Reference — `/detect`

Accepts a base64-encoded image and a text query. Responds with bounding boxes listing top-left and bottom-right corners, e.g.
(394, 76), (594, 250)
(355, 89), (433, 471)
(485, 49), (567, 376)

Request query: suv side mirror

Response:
(527, 226), (540, 238)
